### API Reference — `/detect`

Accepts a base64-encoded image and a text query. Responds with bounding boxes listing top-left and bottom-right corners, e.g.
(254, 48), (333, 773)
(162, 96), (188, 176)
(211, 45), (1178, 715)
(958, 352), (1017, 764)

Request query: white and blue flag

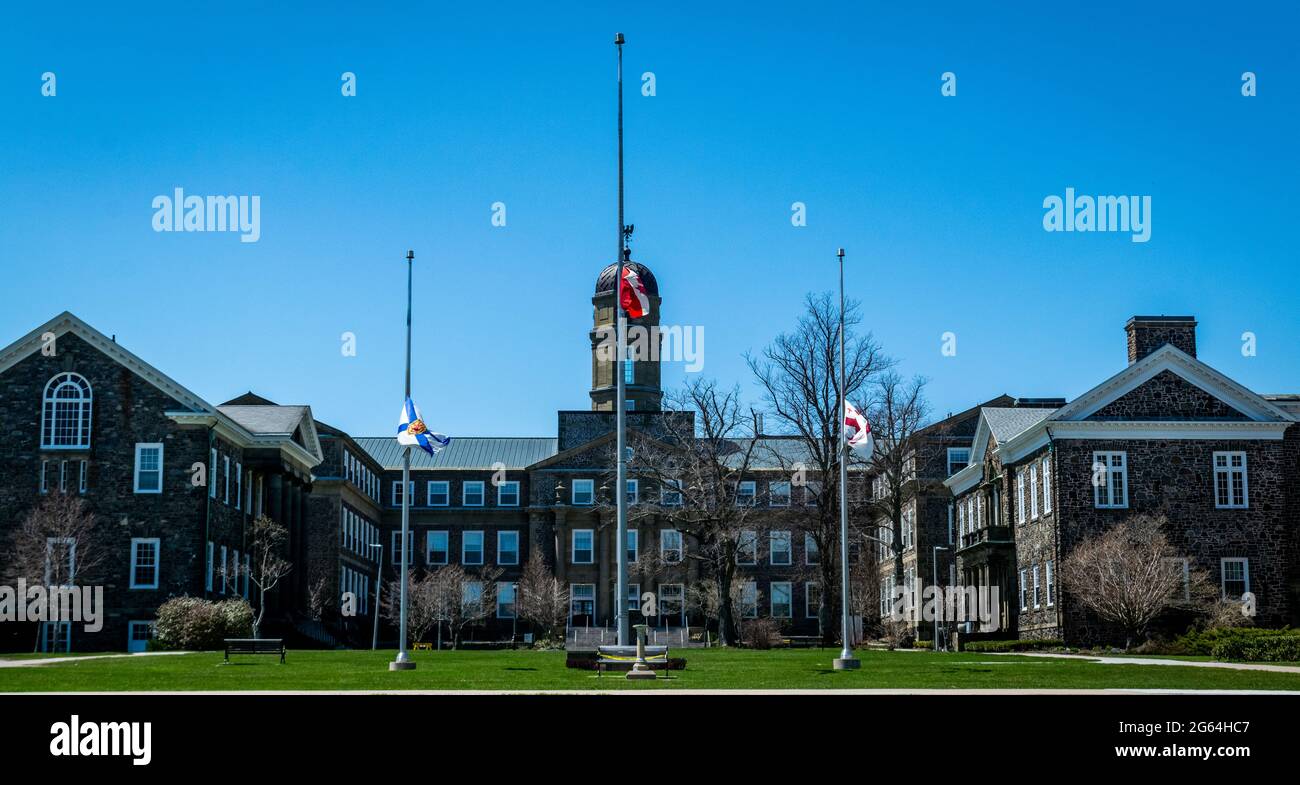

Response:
(396, 397), (451, 456)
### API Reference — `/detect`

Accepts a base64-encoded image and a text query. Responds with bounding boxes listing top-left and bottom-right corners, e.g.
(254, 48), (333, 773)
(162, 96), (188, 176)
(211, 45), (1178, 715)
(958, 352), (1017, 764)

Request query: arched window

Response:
(41, 373), (93, 449)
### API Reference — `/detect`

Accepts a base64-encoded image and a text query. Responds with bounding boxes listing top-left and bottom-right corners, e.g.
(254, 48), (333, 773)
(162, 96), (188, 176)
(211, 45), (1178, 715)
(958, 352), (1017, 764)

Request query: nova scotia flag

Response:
(396, 397), (451, 455)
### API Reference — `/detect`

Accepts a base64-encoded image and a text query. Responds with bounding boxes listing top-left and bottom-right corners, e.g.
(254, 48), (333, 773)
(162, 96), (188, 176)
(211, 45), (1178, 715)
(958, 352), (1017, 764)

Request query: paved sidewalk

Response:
(995, 651), (1300, 674)
(0, 651), (190, 668)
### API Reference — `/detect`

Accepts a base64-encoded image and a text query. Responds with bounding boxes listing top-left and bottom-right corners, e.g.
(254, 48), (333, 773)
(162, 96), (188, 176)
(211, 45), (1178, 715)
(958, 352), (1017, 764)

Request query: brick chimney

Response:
(1125, 316), (1196, 364)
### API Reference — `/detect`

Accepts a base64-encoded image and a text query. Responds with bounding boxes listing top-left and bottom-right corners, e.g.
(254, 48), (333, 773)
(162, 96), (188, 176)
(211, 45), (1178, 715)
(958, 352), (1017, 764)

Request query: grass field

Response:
(3, 648), (1300, 692)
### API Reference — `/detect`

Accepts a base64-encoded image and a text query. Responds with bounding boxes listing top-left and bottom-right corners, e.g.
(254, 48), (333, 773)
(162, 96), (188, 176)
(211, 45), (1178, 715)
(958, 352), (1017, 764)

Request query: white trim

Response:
(1213, 451), (1249, 509)
(462, 530), (485, 565)
(571, 479), (595, 506)
(129, 537), (160, 589)
(769, 530), (792, 565)
(1220, 557), (1250, 599)
(205, 541), (214, 591)
(496, 480), (520, 507)
(426, 530), (449, 565)
(805, 581), (820, 619)
(463, 480), (486, 507)
(426, 480), (450, 506)
(626, 528), (639, 563)
(133, 442), (165, 494)
(570, 529), (594, 564)
(1093, 451), (1129, 509)
(496, 530), (519, 565)
(770, 581), (793, 618)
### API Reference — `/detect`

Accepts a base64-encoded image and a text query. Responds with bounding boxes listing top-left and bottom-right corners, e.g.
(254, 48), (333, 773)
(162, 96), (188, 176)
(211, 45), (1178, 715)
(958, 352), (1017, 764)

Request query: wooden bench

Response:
(224, 638), (285, 663)
(595, 644), (668, 677)
(780, 635), (825, 649)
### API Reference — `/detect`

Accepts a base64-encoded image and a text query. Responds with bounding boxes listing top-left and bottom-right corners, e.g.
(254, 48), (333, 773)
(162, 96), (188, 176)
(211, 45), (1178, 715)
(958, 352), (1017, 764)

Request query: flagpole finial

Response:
(406, 250), (415, 262)
(615, 32), (625, 45)
(837, 247), (845, 259)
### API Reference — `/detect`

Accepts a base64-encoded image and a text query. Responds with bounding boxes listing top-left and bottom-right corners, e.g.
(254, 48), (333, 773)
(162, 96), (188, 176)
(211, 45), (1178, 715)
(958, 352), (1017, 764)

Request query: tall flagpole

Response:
(834, 247), (860, 670)
(391, 249), (417, 670)
(614, 31), (630, 647)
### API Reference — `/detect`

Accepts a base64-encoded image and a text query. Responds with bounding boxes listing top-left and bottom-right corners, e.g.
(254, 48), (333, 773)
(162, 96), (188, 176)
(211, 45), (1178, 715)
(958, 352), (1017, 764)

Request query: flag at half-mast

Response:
(619, 265), (650, 318)
(843, 399), (873, 456)
(396, 397), (451, 456)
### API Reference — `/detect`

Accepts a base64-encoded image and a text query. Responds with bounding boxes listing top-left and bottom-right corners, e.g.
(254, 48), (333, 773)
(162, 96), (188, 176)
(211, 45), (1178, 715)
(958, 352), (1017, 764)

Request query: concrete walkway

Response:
(0, 651), (190, 668)
(995, 651), (1300, 674)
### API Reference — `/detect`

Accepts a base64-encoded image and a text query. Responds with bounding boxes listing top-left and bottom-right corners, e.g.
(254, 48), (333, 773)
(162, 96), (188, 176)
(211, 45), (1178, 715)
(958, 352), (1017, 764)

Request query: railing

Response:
(959, 526), (1012, 550)
(566, 625), (708, 649)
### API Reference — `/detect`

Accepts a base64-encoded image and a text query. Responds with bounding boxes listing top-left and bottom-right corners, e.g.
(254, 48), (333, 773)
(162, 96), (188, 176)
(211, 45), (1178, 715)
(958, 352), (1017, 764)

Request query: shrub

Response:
(911, 639), (933, 650)
(1171, 626), (1292, 657)
(1212, 635), (1300, 663)
(739, 618), (779, 649)
(963, 638), (1062, 653)
(154, 596), (254, 650)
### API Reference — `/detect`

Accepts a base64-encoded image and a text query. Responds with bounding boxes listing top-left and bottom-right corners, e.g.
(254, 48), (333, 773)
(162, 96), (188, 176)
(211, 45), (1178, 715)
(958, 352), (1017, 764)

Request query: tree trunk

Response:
(716, 561), (736, 647)
(254, 584), (267, 639)
(820, 557), (838, 646)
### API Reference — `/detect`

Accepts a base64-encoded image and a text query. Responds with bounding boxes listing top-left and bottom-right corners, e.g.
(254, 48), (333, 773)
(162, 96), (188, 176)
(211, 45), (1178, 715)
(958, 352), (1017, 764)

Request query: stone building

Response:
(943, 316), (1300, 645)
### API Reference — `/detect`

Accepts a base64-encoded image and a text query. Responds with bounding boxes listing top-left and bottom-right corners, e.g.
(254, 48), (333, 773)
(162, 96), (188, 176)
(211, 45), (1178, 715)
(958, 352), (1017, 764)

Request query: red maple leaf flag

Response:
(619, 266), (650, 318)
(843, 399), (874, 456)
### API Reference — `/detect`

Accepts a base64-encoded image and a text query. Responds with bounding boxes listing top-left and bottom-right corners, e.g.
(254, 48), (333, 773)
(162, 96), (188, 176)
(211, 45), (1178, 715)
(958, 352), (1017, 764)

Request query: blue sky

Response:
(2, 3), (1297, 437)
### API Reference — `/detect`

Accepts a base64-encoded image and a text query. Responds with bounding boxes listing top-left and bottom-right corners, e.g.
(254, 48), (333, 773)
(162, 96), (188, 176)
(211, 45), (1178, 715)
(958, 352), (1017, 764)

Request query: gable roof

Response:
(983, 407), (1057, 443)
(354, 437), (558, 470)
(0, 311), (213, 413)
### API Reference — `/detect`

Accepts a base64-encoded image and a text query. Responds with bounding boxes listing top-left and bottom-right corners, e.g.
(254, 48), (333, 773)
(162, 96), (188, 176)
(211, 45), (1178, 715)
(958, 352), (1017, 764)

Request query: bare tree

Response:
(865, 371), (933, 592)
(1059, 514), (1214, 649)
(747, 292), (893, 643)
(306, 576), (330, 622)
(517, 546), (569, 644)
(629, 378), (766, 646)
(382, 569), (444, 647)
(3, 494), (107, 651)
(242, 514), (292, 638)
(387, 564), (503, 649)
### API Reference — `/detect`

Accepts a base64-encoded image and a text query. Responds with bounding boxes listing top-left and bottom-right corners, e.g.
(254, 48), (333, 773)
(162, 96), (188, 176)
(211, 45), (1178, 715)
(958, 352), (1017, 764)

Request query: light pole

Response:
(833, 247), (860, 670)
(932, 545), (948, 651)
(511, 581), (519, 647)
(370, 542), (383, 650)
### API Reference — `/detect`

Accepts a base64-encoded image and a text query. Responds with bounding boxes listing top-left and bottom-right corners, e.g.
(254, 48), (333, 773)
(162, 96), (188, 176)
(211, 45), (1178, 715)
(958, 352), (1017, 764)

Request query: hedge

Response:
(154, 596), (254, 650)
(1211, 634), (1300, 662)
(963, 639), (1062, 653)
(1173, 626), (1294, 657)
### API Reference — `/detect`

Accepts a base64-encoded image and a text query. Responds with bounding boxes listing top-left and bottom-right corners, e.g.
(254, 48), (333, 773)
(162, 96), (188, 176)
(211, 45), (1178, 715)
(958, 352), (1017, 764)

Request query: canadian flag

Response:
(843, 399), (874, 455)
(619, 266), (650, 318)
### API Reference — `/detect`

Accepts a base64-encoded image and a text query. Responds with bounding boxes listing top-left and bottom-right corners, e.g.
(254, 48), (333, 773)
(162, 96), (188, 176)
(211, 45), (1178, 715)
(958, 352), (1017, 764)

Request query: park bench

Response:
(780, 635), (824, 649)
(595, 644), (668, 677)
(224, 638), (285, 663)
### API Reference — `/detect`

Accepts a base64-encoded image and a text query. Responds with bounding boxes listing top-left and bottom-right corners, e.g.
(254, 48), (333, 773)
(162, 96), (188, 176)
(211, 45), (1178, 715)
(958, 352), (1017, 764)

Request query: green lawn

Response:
(2, 648), (1300, 692)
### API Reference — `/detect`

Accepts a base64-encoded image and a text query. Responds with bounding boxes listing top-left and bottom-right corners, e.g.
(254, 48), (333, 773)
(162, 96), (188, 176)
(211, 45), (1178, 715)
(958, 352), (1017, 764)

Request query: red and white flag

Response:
(619, 266), (650, 318)
(843, 399), (873, 455)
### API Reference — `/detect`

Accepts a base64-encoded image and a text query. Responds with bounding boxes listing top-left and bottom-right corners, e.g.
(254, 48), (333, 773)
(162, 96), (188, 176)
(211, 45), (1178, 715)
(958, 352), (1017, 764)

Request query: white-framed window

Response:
(737, 529), (758, 565)
(1019, 568), (1027, 611)
(661, 479), (683, 506)
(741, 581), (759, 618)
(804, 533), (820, 565)
(78, 460), (87, 494)
(497, 480), (520, 507)
(571, 529), (593, 564)
(218, 545), (227, 594)
(947, 447), (970, 477)
(462, 581), (484, 614)
(496, 582), (516, 618)
(427, 481), (449, 506)
(660, 529), (683, 564)
(127, 621), (155, 653)
(624, 359), (635, 384)
(626, 529), (638, 563)
(1042, 456), (1053, 514)
(209, 448), (218, 499)
(1032, 563), (1041, 608)
(1221, 557), (1250, 600)
(804, 480), (821, 507)
(1093, 451), (1129, 508)
(1213, 452), (1248, 509)
(626, 479), (638, 505)
(571, 479), (594, 506)
(770, 530), (792, 565)
(1016, 472), (1026, 524)
(463, 530), (485, 565)
(659, 583), (685, 622)
(205, 541), (214, 591)
(41, 621), (71, 653)
(235, 462), (242, 510)
(805, 581), (821, 618)
(769, 481), (791, 507)
(1046, 559), (1056, 606)
(625, 399), (636, 411)
(570, 583), (595, 620)
(627, 583), (641, 612)
(391, 531), (414, 564)
(242, 553), (251, 598)
(129, 537), (160, 589)
(497, 530), (519, 565)
(770, 581), (793, 618)
(1030, 462), (1040, 520)
(946, 502), (954, 544)
(391, 481), (414, 506)
(736, 481), (756, 506)
(39, 460), (49, 494)
(133, 443), (164, 494)
(59, 460), (67, 492)
(463, 481), (485, 507)
(44, 537), (76, 586)
(41, 372), (93, 449)
(427, 530), (449, 565)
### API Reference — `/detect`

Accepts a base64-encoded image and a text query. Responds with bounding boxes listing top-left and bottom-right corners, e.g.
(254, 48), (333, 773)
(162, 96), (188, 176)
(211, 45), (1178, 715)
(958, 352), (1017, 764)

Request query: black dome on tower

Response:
(595, 261), (658, 298)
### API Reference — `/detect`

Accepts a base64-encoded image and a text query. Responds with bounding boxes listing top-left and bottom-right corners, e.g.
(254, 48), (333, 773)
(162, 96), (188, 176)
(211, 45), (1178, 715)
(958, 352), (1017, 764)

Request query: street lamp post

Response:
(512, 581), (519, 647)
(370, 542), (383, 650)
(932, 545), (948, 651)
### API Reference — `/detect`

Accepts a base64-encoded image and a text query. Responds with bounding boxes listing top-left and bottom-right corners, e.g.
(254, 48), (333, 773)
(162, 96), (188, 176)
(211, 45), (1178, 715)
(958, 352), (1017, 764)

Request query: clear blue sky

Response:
(2, 3), (1297, 437)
